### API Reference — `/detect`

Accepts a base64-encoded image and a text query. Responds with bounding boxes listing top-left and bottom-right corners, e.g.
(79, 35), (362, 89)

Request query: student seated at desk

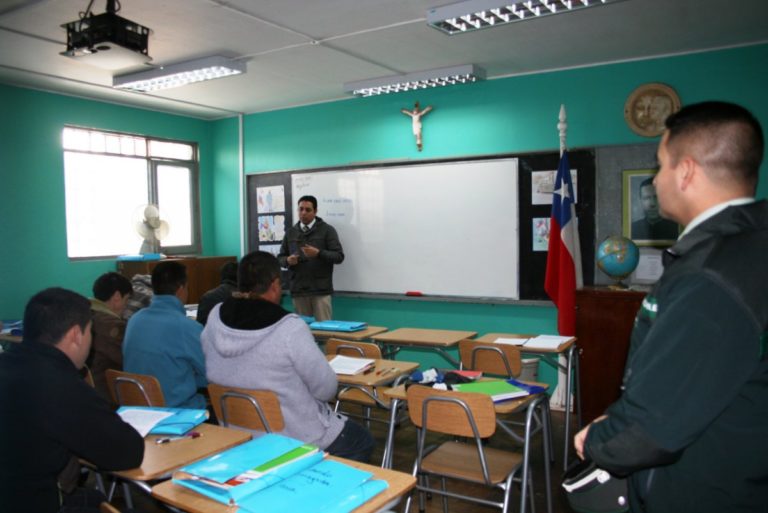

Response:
(196, 261), (238, 325)
(123, 261), (207, 409)
(88, 272), (132, 402)
(202, 251), (374, 463)
(0, 288), (144, 513)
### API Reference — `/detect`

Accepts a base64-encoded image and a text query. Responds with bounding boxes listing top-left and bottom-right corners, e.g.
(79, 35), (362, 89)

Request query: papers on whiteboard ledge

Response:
(329, 355), (375, 375)
(495, 335), (570, 350)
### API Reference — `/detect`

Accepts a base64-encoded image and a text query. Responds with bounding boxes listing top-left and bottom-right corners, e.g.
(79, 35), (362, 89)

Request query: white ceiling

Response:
(1, 0), (767, 120)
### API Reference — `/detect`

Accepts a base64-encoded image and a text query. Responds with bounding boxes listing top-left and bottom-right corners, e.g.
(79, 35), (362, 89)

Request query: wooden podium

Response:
(575, 287), (646, 423)
(117, 256), (237, 305)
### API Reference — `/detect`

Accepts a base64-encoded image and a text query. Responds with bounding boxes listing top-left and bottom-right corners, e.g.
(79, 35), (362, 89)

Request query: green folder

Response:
(453, 379), (529, 402)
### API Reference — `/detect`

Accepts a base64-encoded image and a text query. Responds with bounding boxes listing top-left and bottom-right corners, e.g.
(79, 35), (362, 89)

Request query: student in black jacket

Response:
(0, 288), (144, 513)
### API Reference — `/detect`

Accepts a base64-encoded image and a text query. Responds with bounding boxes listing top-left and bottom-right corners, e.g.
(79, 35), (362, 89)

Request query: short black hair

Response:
(23, 288), (91, 346)
(220, 261), (238, 283)
(298, 195), (317, 211)
(92, 272), (133, 301)
(238, 251), (281, 294)
(151, 261), (188, 295)
(638, 177), (655, 196)
(665, 101), (764, 191)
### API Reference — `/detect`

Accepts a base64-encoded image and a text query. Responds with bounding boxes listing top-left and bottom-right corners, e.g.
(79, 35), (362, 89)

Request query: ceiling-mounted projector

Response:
(61, 0), (152, 70)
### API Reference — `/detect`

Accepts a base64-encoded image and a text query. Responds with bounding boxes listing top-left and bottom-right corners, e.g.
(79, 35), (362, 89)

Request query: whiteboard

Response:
(291, 158), (519, 299)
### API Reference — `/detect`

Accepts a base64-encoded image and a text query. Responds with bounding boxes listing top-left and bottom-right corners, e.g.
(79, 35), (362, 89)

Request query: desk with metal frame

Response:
(329, 354), (419, 468)
(476, 333), (579, 469)
(371, 327), (477, 367)
(312, 325), (388, 342)
(384, 383), (553, 513)
(98, 423), (251, 508)
(151, 456), (417, 513)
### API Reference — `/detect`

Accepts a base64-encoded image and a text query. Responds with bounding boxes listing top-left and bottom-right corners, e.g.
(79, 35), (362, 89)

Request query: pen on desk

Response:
(379, 367), (397, 377)
(155, 431), (201, 444)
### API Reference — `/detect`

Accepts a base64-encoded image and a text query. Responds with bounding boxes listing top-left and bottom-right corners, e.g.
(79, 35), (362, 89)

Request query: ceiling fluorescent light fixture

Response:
(113, 56), (245, 92)
(344, 64), (485, 97)
(427, 0), (626, 35)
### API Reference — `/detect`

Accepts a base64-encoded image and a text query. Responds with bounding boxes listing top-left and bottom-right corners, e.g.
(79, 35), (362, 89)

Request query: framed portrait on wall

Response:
(622, 169), (680, 246)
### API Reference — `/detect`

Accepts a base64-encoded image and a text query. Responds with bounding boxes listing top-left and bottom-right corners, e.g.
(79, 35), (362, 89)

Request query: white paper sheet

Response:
(118, 408), (175, 437)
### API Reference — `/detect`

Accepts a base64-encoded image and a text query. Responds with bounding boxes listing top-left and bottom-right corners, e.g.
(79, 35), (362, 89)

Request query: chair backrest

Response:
(82, 365), (95, 388)
(105, 369), (166, 407)
(325, 338), (382, 359)
(99, 502), (121, 513)
(458, 339), (522, 378)
(406, 384), (497, 439)
(208, 383), (285, 433)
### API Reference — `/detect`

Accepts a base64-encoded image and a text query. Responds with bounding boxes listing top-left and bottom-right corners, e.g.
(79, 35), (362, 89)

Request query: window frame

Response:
(62, 125), (202, 259)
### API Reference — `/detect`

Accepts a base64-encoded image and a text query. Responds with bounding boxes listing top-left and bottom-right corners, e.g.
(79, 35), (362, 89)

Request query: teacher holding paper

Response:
(278, 195), (344, 321)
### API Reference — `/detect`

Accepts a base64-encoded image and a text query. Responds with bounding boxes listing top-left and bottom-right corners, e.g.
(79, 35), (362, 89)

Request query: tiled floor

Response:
(104, 405), (578, 513)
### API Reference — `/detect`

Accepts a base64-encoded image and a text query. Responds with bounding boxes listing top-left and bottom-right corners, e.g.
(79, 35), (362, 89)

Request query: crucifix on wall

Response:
(401, 101), (433, 151)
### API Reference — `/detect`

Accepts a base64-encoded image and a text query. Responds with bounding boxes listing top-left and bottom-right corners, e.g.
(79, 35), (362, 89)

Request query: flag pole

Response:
(558, 104), (567, 157)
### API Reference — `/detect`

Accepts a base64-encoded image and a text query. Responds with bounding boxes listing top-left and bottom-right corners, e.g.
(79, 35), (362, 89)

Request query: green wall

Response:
(239, 43), (768, 373)
(0, 85), (214, 318)
(2, 43), (767, 382)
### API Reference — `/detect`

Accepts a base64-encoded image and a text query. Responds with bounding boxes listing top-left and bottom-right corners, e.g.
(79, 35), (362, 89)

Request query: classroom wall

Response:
(238, 43), (768, 371)
(2, 43), (766, 380)
(0, 84), (215, 318)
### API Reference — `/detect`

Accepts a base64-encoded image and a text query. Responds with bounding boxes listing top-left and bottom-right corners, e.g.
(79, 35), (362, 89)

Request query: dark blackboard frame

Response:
(246, 149), (595, 302)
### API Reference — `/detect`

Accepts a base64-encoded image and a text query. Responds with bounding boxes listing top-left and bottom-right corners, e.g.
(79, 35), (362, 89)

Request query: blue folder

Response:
(309, 320), (368, 332)
(117, 406), (208, 435)
(173, 434), (388, 513)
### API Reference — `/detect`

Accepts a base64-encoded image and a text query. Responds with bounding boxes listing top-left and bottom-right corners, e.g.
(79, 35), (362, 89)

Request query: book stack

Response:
(173, 433), (388, 513)
(453, 379), (530, 403)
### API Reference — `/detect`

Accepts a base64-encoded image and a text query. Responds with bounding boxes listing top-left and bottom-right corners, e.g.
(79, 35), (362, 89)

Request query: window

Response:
(62, 126), (200, 259)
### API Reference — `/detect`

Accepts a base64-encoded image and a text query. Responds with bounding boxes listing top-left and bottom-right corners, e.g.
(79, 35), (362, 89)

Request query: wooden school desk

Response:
(111, 423), (251, 493)
(329, 355), (419, 468)
(371, 327), (477, 367)
(151, 456), (417, 513)
(384, 383), (553, 513)
(476, 333), (579, 469)
(311, 325), (389, 343)
(0, 333), (21, 345)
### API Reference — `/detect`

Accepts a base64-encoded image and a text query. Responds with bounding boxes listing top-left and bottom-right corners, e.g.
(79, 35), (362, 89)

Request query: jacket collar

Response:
(664, 199), (767, 266)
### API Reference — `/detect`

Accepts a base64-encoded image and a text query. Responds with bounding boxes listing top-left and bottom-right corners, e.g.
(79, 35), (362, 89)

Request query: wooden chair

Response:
(459, 338), (554, 512)
(403, 385), (534, 513)
(207, 383), (284, 433)
(99, 502), (121, 513)
(82, 365), (96, 388)
(101, 370), (166, 509)
(458, 339), (522, 378)
(105, 369), (165, 406)
(325, 338), (405, 427)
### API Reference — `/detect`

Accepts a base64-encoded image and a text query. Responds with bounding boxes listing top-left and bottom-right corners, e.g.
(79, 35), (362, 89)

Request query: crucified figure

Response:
(401, 101), (433, 151)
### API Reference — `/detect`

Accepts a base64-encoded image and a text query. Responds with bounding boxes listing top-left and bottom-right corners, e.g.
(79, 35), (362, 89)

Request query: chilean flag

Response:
(545, 151), (583, 336)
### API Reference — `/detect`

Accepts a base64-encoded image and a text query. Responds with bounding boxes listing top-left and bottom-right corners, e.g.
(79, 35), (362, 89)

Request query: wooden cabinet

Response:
(117, 256), (237, 305)
(576, 287), (646, 423)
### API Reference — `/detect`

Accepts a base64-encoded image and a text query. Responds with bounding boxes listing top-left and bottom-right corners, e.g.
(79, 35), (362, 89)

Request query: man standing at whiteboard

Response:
(278, 195), (344, 321)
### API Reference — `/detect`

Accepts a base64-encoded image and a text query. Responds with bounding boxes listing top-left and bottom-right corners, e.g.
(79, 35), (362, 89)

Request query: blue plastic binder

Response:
(174, 434), (323, 505)
(309, 320), (368, 332)
(237, 459), (388, 513)
(117, 406), (208, 435)
(173, 434), (388, 513)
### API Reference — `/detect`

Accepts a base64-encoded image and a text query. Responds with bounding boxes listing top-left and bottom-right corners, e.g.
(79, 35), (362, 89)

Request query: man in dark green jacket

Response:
(575, 101), (768, 512)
